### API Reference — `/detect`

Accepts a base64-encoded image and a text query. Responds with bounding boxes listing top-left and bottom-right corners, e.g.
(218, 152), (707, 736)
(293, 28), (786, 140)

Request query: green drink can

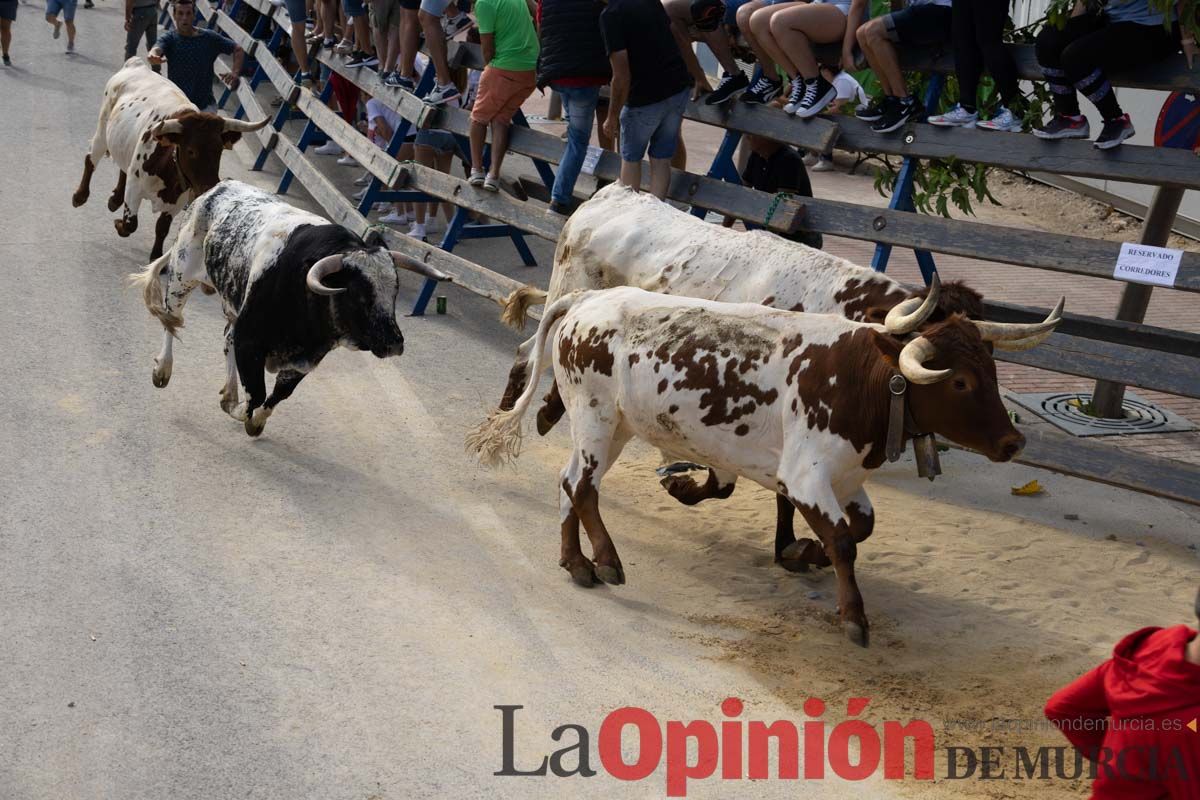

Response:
(436, 295), (447, 315)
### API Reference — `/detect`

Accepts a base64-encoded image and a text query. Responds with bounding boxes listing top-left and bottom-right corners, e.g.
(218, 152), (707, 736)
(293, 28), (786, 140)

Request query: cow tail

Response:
(466, 292), (580, 467)
(499, 285), (548, 331)
(129, 254), (182, 337)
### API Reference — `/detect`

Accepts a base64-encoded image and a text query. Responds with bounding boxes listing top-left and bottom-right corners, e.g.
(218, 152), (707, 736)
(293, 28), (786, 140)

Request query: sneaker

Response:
(781, 75), (805, 115)
(379, 210), (408, 224)
(354, 171), (373, 186)
(483, 174), (500, 192)
(791, 77), (836, 119)
(51, 19), (62, 38)
(83, 0), (93, 7)
(312, 140), (343, 156)
(294, 70), (314, 85)
(322, 37), (337, 49)
(1032, 113), (1090, 140)
(855, 96), (888, 122)
(742, 74), (782, 105)
(976, 105), (1023, 133)
(928, 104), (978, 128)
(352, 186), (368, 202)
(406, 223), (427, 240)
(336, 154), (357, 166)
(802, 152), (818, 167)
(1094, 113), (1134, 150)
(65, 40), (75, 53)
(345, 50), (371, 67)
(360, 53), (380, 69)
(549, 199), (571, 216)
(811, 158), (835, 172)
(442, 12), (470, 38)
(704, 71), (749, 106)
(871, 96), (920, 134)
(2, 55), (10, 67)
(334, 39), (353, 55)
(468, 169), (485, 186)
(424, 82), (461, 106)
(306, 31), (324, 43)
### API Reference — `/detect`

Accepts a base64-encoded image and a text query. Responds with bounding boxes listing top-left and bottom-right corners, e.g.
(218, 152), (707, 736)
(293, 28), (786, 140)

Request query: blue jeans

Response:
(551, 85), (600, 205)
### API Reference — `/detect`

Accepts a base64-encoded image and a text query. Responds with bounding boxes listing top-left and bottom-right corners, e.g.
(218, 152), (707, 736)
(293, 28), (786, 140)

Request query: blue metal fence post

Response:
(870, 74), (943, 285)
(276, 77), (333, 193)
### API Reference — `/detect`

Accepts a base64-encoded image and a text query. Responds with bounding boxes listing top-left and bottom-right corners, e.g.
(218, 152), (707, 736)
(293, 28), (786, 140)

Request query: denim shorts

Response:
(415, 129), (459, 153)
(343, 0), (366, 18)
(419, 0), (450, 15)
(283, 0), (306, 24)
(46, 0), (77, 20)
(619, 87), (689, 162)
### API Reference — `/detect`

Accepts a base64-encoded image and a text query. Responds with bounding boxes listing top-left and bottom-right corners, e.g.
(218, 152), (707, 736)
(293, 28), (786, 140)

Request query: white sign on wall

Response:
(1113, 242), (1183, 288)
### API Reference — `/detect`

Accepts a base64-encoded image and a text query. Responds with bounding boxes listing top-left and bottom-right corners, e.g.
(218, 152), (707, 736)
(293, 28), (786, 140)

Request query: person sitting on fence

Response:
(737, 134), (823, 249)
(805, 63), (866, 171)
(269, 0), (317, 82)
(854, 0), (951, 133)
(748, 0), (866, 118)
(1044, 585), (1200, 799)
(149, 0), (245, 113)
(1032, 0), (1183, 150)
(927, 0), (1024, 132)
(340, 0), (379, 67)
(125, 0), (160, 68)
(408, 63), (474, 237)
(600, 0), (692, 198)
(734, 0), (796, 107)
(416, 0), (464, 103)
(536, 0), (611, 215)
(660, 0), (749, 106)
(467, 0), (538, 191)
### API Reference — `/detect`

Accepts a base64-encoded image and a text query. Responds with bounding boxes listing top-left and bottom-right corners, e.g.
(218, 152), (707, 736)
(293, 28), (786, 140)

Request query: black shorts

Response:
(0, 0), (17, 21)
(883, 4), (952, 46)
(399, 0), (420, 10)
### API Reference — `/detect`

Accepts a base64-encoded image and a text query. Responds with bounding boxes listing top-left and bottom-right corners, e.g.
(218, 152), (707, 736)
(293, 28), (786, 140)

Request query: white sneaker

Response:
(336, 154), (357, 166)
(406, 223), (427, 240)
(353, 172), (372, 186)
(928, 104), (978, 128)
(802, 152), (819, 167)
(975, 106), (1023, 133)
(379, 210), (408, 224)
(334, 38), (353, 55)
(312, 141), (343, 155)
(352, 186), (367, 201)
(468, 169), (485, 186)
(811, 158), (835, 173)
(424, 82), (461, 106)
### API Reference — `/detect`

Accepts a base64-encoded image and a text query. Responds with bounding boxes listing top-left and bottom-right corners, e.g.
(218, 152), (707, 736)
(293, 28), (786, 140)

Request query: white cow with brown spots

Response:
(72, 57), (267, 259)
(469, 284), (1062, 647)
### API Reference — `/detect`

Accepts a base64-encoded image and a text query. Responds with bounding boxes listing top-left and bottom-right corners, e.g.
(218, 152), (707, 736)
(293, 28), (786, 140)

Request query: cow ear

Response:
(154, 130), (183, 146)
(221, 131), (243, 150)
(863, 306), (889, 325)
(869, 329), (902, 369)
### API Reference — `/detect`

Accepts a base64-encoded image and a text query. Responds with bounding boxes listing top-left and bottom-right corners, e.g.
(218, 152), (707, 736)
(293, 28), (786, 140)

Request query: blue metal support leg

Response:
(277, 77), (333, 193)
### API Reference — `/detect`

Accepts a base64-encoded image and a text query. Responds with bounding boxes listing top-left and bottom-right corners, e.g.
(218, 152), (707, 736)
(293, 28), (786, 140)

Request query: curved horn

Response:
(151, 119), (184, 138)
(221, 116), (271, 133)
(977, 296), (1064, 351)
(898, 335), (952, 385)
(390, 251), (451, 282)
(306, 254), (346, 295)
(885, 274), (941, 335)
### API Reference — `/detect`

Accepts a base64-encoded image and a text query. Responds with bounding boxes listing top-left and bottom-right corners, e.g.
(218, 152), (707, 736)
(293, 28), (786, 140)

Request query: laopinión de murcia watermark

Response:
(493, 700), (1198, 796)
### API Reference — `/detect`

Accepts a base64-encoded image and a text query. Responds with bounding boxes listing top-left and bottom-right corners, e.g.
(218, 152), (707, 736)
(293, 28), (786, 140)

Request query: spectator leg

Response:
(398, 8), (418, 78)
(418, 9), (450, 85)
(1061, 21), (1175, 121)
(749, 4), (797, 79)
(950, 0), (982, 110)
(291, 20), (310, 73)
(767, 3), (844, 81)
(488, 121), (510, 179)
(973, 0), (1020, 109)
(856, 16), (903, 98)
(551, 87), (599, 205)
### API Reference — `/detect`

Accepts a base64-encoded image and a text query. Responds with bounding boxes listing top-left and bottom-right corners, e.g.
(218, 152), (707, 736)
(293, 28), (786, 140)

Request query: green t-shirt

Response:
(475, 0), (539, 72)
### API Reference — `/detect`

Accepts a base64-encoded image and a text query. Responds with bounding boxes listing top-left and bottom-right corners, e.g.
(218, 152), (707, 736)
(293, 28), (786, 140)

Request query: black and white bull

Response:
(130, 180), (449, 436)
(468, 285), (1063, 646)
(73, 57), (268, 259)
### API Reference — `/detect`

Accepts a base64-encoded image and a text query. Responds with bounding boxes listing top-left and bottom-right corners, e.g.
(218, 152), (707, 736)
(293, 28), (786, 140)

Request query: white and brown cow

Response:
(468, 284), (1062, 647)
(73, 57), (267, 259)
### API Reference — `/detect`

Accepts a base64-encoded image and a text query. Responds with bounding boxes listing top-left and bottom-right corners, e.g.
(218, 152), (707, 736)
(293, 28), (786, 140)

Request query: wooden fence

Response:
(195, 0), (1200, 507)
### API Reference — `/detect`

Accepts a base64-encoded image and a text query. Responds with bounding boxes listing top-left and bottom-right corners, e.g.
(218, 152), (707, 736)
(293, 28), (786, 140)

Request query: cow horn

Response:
(884, 274), (941, 335)
(151, 119), (184, 138)
(898, 335), (952, 385)
(221, 116), (271, 133)
(306, 254), (346, 295)
(977, 297), (1065, 351)
(389, 251), (451, 282)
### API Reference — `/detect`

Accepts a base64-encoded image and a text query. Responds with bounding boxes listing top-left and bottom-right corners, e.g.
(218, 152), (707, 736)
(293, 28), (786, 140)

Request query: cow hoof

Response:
(218, 392), (238, 415)
(151, 361), (172, 388)
(245, 419), (266, 437)
(776, 556), (810, 573)
(230, 402), (250, 422)
(114, 217), (138, 237)
(781, 538), (830, 569)
(844, 622), (869, 649)
(660, 474), (703, 506)
(535, 408), (555, 436)
(595, 563), (625, 586)
(560, 556), (597, 587)
(72, 190), (89, 208)
(107, 194), (123, 212)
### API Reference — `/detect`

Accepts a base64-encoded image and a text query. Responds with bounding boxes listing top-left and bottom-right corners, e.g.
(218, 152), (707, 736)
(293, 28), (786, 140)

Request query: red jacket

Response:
(1045, 625), (1200, 799)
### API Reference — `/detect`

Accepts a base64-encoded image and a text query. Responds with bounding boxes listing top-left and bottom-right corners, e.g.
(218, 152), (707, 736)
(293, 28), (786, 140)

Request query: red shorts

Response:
(471, 66), (536, 126)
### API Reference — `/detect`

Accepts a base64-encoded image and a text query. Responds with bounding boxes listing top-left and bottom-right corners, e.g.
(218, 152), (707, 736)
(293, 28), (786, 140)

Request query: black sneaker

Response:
(549, 199), (571, 216)
(789, 76), (836, 119)
(704, 71), (749, 106)
(1094, 113), (1134, 150)
(855, 96), (888, 122)
(782, 75), (804, 114)
(1032, 113), (1090, 140)
(742, 74), (782, 105)
(2, 54), (10, 66)
(345, 51), (374, 68)
(871, 96), (919, 133)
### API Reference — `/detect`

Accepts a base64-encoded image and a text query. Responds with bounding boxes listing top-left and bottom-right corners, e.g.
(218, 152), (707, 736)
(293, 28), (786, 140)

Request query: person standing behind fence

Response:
(600, 0), (692, 199)
(125, 0), (158, 65)
(854, 0), (951, 133)
(1031, 0), (1183, 150)
(467, 0), (537, 191)
(536, 0), (611, 214)
(149, 0), (244, 112)
(927, 0), (1023, 132)
(1044, 586), (1200, 799)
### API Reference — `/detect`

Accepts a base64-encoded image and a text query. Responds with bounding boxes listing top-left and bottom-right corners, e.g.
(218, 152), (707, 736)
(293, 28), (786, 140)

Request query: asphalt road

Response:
(3, 7), (1199, 800)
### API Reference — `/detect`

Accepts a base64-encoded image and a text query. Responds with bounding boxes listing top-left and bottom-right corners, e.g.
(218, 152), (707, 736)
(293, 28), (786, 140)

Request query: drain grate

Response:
(1010, 391), (1197, 437)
